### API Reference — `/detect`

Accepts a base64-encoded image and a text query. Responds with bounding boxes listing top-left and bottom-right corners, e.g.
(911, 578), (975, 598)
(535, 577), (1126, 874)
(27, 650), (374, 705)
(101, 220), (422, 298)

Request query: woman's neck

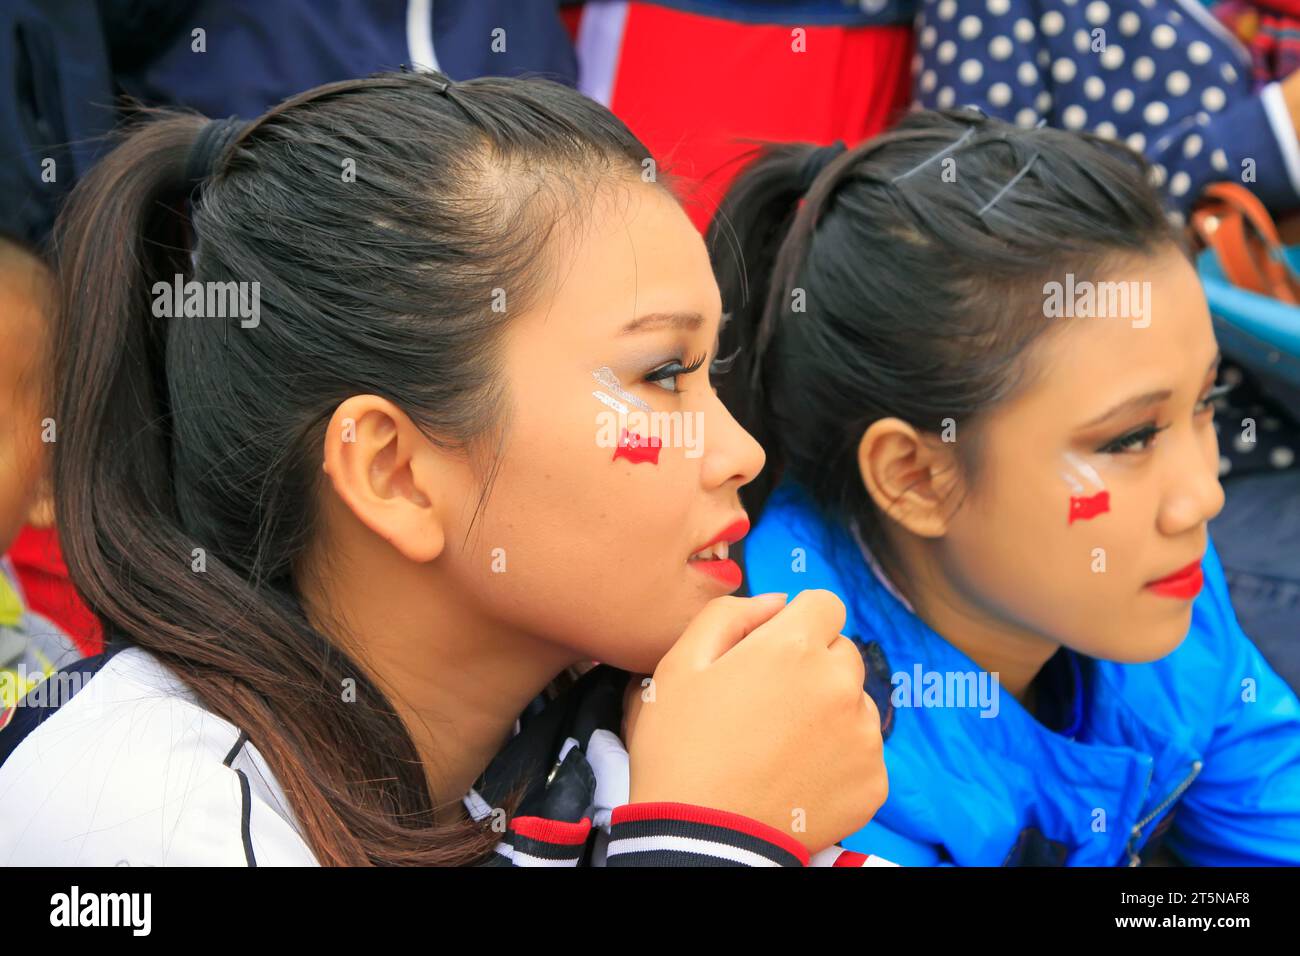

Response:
(301, 534), (579, 820)
(880, 535), (1060, 707)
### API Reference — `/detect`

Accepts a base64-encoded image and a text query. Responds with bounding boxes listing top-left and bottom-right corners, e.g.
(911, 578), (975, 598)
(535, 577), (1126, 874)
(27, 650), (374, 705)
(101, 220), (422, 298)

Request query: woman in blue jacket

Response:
(709, 106), (1300, 865)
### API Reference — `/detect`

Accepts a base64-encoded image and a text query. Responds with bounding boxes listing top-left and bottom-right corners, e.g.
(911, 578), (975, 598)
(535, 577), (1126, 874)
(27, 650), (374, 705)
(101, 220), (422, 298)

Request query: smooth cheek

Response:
(569, 438), (713, 671)
(948, 473), (1078, 620)
(1060, 456), (1204, 661)
(1053, 473), (1158, 658)
(1007, 463), (1189, 663)
(941, 453), (1126, 648)
(447, 402), (701, 671)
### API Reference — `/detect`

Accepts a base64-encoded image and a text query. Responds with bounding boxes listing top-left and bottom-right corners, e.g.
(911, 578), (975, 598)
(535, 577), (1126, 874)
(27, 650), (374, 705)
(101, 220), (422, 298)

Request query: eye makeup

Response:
(590, 342), (718, 466)
(644, 353), (707, 392)
(1097, 422), (1168, 455)
(592, 366), (662, 466)
(1094, 380), (1228, 455)
(1061, 452), (1110, 525)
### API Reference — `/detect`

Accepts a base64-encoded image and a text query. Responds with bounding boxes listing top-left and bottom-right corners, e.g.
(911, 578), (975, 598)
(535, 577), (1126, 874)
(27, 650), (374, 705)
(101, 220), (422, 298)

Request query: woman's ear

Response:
(856, 417), (963, 538)
(320, 396), (449, 563)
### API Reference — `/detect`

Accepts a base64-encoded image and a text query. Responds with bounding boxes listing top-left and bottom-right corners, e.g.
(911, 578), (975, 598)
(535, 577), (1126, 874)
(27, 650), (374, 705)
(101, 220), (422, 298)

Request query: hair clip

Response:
(399, 63), (451, 92)
(975, 118), (1048, 217)
(977, 149), (1040, 217)
(890, 125), (977, 184)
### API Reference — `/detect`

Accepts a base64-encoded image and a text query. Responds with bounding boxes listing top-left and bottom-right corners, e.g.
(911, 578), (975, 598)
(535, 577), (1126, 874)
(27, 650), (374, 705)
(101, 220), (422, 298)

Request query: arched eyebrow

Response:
(618, 311), (704, 335)
(1076, 350), (1222, 430)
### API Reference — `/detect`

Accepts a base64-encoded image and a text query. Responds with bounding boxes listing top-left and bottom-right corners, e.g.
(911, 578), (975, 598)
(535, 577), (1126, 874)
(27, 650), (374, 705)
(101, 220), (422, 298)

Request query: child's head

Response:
(0, 236), (55, 554)
(713, 108), (1220, 665)
(53, 72), (759, 862)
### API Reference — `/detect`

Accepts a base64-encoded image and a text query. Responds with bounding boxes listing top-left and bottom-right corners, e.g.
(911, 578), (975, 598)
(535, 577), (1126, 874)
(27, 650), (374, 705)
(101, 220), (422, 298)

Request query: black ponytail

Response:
(709, 140), (856, 511)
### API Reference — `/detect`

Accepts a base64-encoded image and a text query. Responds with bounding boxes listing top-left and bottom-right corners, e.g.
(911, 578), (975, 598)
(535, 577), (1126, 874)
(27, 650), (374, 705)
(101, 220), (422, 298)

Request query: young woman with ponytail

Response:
(0, 71), (891, 867)
(714, 107), (1300, 866)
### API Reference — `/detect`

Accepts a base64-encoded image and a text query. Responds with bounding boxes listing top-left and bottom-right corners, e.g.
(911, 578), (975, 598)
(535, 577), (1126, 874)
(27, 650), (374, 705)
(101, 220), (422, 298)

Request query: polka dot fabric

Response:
(1213, 360), (1300, 479)
(912, 0), (1300, 221)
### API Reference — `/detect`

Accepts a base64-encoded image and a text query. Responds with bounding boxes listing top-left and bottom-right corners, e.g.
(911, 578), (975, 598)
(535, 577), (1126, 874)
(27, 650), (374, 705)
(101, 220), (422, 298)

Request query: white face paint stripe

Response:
(592, 366), (651, 412)
(1063, 452), (1105, 490)
(592, 390), (630, 415)
(1059, 471), (1085, 495)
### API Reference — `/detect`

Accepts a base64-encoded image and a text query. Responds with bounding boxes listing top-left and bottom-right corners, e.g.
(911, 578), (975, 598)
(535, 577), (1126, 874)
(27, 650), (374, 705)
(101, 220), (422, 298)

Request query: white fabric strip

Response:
(1261, 82), (1300, 204)
(575, 1), (629, 107)
(606, 834), (784, 866)
(406, 0), (440, 72)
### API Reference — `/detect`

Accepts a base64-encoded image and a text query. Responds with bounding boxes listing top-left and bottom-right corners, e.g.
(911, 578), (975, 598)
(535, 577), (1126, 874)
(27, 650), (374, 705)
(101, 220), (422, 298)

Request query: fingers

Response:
(746, 588), (848, 651)
(665, 592), (788, 669)
(827, 633), (867, 692)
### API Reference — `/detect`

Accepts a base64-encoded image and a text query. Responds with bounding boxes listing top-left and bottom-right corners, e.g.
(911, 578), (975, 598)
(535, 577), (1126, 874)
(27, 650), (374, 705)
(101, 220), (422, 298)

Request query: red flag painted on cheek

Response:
(1068, 490), (1110, 525)
(612, 428), (662, 465)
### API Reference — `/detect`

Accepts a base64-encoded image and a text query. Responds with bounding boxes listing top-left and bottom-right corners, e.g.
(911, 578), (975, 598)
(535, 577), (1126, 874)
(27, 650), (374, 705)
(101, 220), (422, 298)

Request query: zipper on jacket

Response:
(1125, 760), (1203, 866)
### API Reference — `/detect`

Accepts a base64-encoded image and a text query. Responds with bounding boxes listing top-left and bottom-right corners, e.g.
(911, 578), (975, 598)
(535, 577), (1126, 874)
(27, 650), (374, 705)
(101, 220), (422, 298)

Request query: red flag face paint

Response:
(1061, 452), (1110, 525)
(593, 367), (662, 466)
(612, 427), (661, 465)
(1068, 490), (1110, 524)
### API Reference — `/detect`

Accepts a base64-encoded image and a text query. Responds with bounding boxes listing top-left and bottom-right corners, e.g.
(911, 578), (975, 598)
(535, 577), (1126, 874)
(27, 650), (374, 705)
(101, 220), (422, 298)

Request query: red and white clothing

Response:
(0, 645), (893, 867)
(467, 662), (894, 867)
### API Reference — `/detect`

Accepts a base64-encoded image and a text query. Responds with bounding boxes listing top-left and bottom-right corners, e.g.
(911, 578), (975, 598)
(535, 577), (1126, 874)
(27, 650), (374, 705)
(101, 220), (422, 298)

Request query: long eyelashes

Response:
(1098, 422), (1169, 455)
(1097, 384), (1228, 455)
(679, 352), (709, 375)
(645, 352), (708, 391)
(1192, 383), (1230, 417)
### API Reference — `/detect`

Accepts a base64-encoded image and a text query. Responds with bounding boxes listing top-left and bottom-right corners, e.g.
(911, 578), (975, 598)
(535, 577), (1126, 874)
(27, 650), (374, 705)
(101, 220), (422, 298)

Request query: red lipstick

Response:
(688, 517), (750, 591)
(1145, 558), (1204, 600)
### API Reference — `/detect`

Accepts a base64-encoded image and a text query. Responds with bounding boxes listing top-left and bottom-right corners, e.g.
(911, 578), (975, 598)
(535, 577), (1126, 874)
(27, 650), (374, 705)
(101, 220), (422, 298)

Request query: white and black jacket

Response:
(0, 646), (893, 867)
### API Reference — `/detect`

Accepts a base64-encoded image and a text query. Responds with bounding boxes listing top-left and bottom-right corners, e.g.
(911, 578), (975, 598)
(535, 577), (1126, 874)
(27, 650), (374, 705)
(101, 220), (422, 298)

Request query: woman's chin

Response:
(1091, 617), (1193, 665)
